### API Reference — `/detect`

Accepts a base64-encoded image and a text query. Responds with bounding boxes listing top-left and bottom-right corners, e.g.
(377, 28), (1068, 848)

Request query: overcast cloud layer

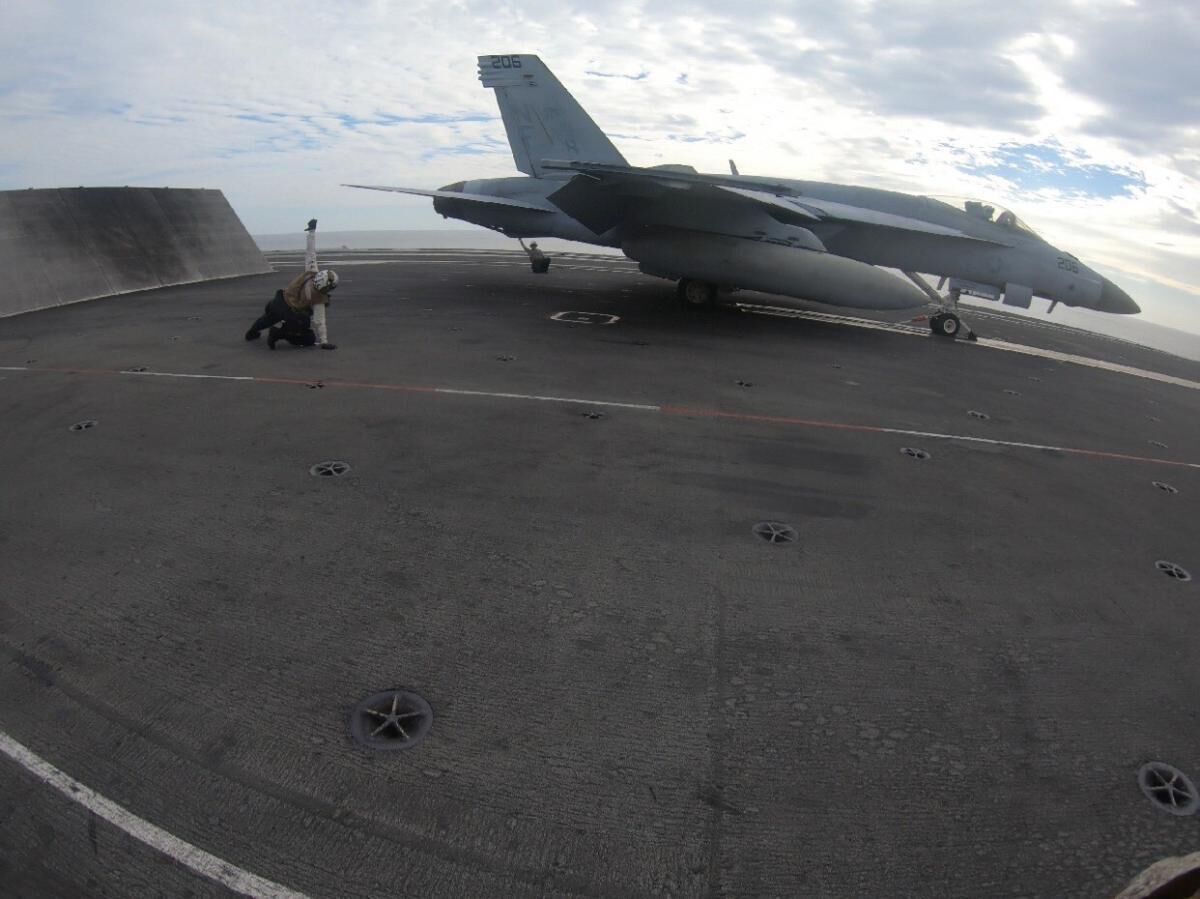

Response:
(2, 0), (1198, 334)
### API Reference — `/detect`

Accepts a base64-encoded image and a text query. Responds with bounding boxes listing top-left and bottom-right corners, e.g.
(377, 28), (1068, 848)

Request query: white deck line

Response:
(0, 730), (311, 899)
(121, 371), (256, 382)
(741, 305), (1200, 390)
(434, 386), (659, 411)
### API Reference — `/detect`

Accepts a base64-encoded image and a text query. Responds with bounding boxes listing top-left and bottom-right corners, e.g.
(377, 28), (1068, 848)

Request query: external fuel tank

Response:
(622, 229), (929, 310)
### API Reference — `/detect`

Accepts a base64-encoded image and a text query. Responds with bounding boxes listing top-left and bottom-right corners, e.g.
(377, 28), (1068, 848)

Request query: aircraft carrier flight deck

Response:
(1, 248), (1198, 898)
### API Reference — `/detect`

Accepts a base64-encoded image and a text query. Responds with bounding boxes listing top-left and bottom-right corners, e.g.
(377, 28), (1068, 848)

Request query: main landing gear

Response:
(677, 278), (718, 310)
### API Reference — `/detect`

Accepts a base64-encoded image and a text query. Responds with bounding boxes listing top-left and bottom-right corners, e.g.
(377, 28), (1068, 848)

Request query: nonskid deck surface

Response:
(1, 250), (1197, 898)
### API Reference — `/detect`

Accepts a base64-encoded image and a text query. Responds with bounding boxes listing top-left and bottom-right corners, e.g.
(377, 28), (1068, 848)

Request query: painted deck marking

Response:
(740, 304), (926, 337)
(2, 365), (1194, 468)
(433, 386), (658, 411)
(122, 370), (255, 382)
(739, 304), (1200, 391)
(660, 406), (1200, 470)
(977, 338), (1200, 391)
(0, 731), (310, 899)
(550, 311), (622, 325)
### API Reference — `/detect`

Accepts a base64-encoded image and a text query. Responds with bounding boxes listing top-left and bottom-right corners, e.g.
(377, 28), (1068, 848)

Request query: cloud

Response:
(669, 129), (745, 144)
(584, 70), (650, 81)
(839, 51), (1043, 128)
(739, 0), (1051, 130)
(1160, 200), (1200, 237)
(1061, 4), (1200, 152)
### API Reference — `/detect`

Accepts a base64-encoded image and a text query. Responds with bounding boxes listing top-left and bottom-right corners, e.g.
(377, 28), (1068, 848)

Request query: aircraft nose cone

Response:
(1098, 277), (1140, 314)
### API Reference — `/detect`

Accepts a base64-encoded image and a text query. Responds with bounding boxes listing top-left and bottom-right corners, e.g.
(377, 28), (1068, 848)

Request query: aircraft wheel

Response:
(931, 313), (960, 338)
(678, 278), (717, 310)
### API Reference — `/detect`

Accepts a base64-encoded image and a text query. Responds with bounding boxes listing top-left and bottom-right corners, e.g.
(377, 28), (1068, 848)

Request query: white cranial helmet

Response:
(314, 270), (339, 292)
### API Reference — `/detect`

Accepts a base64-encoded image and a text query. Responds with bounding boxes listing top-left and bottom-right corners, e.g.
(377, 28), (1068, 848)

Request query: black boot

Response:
(245, 328), (260, 341)
(267, 327), (281, 350)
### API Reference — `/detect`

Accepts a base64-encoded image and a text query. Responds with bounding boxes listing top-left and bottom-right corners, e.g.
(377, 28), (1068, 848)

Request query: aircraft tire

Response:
(677, 279), (717, 311)
(930, 313), (960, 338)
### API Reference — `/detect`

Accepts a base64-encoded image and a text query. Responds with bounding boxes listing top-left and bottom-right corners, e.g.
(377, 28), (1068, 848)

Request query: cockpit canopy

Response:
(925, 195), (1043, 240)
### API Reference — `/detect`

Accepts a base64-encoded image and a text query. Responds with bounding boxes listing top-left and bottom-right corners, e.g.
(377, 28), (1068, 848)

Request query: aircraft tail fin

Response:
(478, 54), (627, 178)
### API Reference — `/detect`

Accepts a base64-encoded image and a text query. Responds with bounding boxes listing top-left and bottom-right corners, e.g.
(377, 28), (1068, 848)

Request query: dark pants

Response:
(250, 291), (316, 345)
(531, 257), (550, 273)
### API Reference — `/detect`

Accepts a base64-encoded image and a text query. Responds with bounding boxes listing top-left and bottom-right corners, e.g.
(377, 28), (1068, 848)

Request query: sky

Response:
(2, 0), (1199, 336)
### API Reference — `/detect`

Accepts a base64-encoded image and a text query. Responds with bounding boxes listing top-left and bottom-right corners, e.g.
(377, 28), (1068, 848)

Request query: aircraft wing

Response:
(782, 194), (989, 238)
(541, 160), (792, 194)
(343, 184), (555, 213)
(540, 161), (1005, 242)
(712, 185), (822, 221)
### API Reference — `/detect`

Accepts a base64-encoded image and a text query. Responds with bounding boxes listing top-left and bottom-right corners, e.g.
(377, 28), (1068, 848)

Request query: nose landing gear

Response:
(931, 309), (978, 341)
(930, 311), (961, 338)
(903, 273), (980, 342)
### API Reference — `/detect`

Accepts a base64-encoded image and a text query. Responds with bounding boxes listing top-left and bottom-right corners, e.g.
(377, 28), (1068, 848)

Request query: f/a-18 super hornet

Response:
(347, 54), (1139, 338)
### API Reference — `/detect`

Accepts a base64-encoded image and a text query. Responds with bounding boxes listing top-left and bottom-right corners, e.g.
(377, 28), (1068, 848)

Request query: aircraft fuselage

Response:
(432, 173), (1136, 315)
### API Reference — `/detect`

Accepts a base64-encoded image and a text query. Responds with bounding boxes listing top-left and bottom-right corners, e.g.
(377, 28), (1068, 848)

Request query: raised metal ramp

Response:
(0, 187), (270, 317)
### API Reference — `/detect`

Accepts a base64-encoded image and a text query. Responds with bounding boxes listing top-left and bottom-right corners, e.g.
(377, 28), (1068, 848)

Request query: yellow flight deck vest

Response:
(283, 271), (330, 314)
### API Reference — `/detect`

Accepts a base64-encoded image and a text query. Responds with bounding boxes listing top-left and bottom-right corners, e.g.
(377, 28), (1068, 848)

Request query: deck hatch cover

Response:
(350, 690), (433, 751)
(1155, 561), (1191, 582)
(310, 461), (351, 478)
(1138, 763), (1199, 816)
(753, 522), (798, 545)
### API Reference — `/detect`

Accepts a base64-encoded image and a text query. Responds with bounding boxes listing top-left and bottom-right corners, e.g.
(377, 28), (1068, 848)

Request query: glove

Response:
(320, 342), (337, 350)
(306, 218), (318, 232)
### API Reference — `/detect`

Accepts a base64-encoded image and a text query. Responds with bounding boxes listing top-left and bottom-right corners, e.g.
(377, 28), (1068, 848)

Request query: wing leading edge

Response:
(343, 184), (555, 213)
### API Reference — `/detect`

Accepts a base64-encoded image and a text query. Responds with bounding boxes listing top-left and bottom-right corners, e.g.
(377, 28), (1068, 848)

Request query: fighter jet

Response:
(347, 54), (1139, 337)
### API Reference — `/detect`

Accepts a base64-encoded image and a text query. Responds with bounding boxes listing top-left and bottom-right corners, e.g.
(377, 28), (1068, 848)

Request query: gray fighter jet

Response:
(348, 54), (1139, 337)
